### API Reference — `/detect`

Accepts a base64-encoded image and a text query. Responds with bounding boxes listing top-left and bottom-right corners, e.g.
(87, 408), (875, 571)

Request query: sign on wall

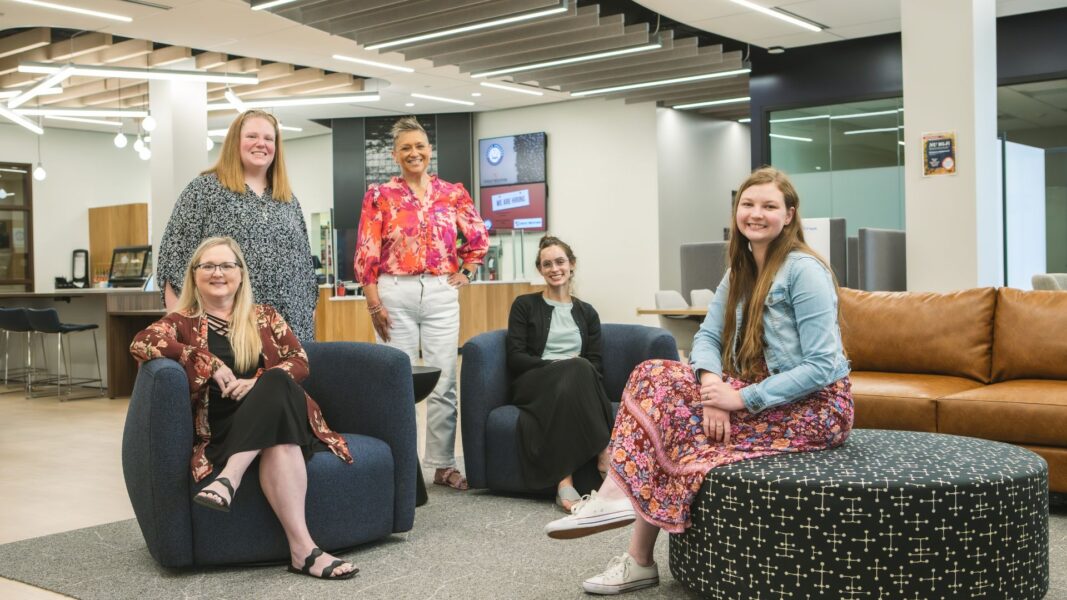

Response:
(922, 131), (957, 176)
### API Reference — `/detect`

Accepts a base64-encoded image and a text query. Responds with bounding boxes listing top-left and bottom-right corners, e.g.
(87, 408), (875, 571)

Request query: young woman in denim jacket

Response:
(543, 167), (854, 595)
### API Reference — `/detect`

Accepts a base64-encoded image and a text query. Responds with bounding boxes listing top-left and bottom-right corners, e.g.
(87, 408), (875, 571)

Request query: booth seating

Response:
(459, 324), (678, 493)
(840, 286), (1067, 493)
(121, 342), (418, 567)
(669, 429), (1049, 599)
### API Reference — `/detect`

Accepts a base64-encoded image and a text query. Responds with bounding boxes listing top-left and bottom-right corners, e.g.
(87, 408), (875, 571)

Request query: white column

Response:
(147, 59), (207, 262)
(901, 0), (1001, 291)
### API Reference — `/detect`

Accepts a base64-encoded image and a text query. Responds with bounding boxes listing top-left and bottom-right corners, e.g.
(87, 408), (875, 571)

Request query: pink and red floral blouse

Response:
(354, 175), (489, 285)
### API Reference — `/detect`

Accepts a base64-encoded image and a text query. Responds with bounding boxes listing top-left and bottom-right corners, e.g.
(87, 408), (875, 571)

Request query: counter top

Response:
(0, 289), (155, 299)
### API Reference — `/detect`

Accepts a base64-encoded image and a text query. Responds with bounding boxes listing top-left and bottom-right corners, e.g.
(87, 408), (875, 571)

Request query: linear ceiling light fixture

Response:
(729, 0), (822, 32)
(479, 82), (543, 96)
(410, 93), (474, 106)
(828, 109), (902, 120)
(15, 107), (148, 118)
(18, 62), (258, 85)
(770, 133), (813, 142)
(207, 92), (380, 111)
(571, 68), (751, 97)
(7, 64), (74, 109)
(208, 124), (302, 135)
(471, 42), (662, 78)
(45, 115), (123, 127)
(0, 88), (62, 100)
(843, 126), (903, 135)
(673, 96), (750, 110)
(738, 118), (752, 123)
(11, 0), (133, 22)
(250, 0), (301, 10)
(333, 54), (414, 73)
(366, 3), (569, 51)
(0, 104), (44, 134)
(224, 89), (248, 113)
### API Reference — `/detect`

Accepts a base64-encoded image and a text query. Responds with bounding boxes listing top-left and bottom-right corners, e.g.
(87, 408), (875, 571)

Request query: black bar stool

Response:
(25, 308), (103, 400)
(0, 307), (49, 395)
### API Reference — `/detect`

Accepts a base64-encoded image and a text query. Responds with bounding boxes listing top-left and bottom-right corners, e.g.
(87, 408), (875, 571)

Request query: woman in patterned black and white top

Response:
(156, 110), (318, 342)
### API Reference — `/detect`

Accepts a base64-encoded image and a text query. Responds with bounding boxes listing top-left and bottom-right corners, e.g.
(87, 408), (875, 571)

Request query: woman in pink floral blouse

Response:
(131, 237), (357, 581)
(543, 168), (853, 595)
(354, 116), (488, 490)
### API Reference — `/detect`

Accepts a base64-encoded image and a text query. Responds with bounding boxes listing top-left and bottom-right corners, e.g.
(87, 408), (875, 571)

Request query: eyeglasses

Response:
(194, 262), (240, 274)
(539, 257), (569, 270)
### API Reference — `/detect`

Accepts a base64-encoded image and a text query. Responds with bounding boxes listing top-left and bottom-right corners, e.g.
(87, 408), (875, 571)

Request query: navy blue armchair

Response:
(460, 324), (678, 492)
(121, 342), (418, 568)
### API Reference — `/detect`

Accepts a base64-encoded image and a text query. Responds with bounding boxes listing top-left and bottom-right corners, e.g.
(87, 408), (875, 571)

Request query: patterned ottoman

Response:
(669, 429), (1049, 599)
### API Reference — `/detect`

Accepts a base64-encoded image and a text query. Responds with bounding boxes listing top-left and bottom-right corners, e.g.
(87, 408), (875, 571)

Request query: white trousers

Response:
(377, 274), (460, 469)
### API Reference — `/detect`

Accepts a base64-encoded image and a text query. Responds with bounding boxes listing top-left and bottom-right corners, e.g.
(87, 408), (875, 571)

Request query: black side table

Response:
(412, 365), (441, 507)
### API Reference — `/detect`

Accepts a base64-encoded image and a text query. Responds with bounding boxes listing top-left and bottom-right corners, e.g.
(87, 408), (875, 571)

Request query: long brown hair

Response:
(203, 109), (293, 202)
(174, 237), (263, 372)
(721, 167), (835, 379)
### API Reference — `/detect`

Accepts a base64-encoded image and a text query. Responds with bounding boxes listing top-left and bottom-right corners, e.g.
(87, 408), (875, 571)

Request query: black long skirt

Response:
(510, 357), (613, 491)
(204, 330), (324, 468)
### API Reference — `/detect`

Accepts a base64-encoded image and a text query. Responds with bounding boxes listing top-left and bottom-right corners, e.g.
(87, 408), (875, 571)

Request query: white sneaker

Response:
(583, 553), (659, 595)
(543, 490), (635, 540)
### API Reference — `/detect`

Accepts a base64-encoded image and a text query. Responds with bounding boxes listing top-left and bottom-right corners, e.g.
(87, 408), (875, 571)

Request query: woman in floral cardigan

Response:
(130, 236), (356, 581)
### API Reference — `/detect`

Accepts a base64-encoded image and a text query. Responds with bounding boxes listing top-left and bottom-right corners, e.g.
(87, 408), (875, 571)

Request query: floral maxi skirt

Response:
(608, 359), (854, 533)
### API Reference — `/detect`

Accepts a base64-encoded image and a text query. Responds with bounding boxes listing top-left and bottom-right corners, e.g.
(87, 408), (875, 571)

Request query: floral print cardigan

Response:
(130, 305), (352, 482)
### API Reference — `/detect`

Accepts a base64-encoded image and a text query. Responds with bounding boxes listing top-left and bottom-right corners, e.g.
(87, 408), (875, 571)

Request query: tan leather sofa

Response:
(840, 286), (1067, 493)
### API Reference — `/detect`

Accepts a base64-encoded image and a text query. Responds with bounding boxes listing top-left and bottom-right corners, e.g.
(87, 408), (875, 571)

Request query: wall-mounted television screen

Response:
(479, 183), (546, 233)
(478, 132), (546, 187)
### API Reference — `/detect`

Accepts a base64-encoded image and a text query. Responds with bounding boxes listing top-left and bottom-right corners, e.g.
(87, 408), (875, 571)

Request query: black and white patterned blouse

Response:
(156, 173), (318, 342)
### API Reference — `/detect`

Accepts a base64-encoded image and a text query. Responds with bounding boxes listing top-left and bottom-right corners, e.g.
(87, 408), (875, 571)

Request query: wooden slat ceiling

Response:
(259, 0), (750, 117)
(0, 28), (365, 110)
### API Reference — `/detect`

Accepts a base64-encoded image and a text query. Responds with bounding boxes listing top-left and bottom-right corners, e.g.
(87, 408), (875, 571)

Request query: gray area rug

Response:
(2, 483), (1065, 599)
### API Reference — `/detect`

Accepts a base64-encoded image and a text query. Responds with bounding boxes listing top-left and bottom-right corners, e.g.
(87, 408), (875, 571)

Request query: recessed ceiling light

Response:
(479, 82), (543, 96)
(366, 5), (568, 51)
(471, 93), (481, 97)
(11, 0), (132, 23)
(673, 96), (750, 110)
(410, 93), (474, 106)
(471, 42), (662, 79)
(333, 54), (414, 73)
(729, 0), (823, 32)
(405, 102), (415, 107)
(571, 68), (750, 97)
(767, 46), (786, 55)
(250, 0), (300, 10)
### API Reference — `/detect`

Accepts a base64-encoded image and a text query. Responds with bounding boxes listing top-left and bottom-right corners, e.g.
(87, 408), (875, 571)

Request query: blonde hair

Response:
(390, 116), (428, 148)
(203, 110), (293, 202)
(721, 167), (837, 379)
(175, 237), (263, 372)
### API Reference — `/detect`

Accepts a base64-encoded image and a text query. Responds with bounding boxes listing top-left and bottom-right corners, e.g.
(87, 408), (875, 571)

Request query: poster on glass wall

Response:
(922, 131), (957, 176)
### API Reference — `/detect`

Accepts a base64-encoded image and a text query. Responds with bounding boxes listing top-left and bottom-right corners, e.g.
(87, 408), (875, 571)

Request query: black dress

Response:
(506, 293), (613, 491)
(203, 314), (324, 467)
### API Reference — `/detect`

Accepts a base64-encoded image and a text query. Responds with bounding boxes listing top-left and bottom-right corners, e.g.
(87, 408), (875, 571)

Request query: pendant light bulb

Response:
(139, 147), (151, 161)
(133, 136), (145, 152)
(114, 131), (128, 149)
(141, 114), (156, 132)
(33, 163), (47, 181)
(206, 137), (214, 151)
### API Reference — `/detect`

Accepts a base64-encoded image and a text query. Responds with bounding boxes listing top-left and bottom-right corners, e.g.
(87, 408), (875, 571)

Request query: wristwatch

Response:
(460, 267), (474, 280)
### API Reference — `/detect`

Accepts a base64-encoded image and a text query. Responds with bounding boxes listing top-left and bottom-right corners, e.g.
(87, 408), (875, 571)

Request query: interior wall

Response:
(656, 108), (751, 295)
(0, 124), (151, 292)
(472, 98), (659, 325)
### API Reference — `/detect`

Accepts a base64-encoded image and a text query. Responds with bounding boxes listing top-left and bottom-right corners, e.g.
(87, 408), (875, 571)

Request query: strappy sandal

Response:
(433, 467), (469, 490)
(287, 547), (358, 581)
(556, 485), (582, 513)
(193, 477), (235, 513)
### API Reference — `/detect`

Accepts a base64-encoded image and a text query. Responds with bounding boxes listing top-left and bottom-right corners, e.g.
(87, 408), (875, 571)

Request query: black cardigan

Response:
(505, 292), (603, 378)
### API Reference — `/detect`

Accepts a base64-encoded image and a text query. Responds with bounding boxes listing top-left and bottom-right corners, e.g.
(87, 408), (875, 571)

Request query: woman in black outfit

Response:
(506, 236), (613, 512)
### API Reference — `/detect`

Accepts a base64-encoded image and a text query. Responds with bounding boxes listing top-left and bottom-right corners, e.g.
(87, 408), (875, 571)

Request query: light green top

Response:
(541, 297), (581, 360)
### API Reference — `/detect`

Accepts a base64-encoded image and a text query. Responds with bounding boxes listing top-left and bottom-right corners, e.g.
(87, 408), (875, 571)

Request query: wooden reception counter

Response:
(315, 281), (543, 346)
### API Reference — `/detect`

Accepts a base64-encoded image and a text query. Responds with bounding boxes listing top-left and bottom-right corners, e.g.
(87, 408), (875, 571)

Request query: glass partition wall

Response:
(769, 98), (905, 237)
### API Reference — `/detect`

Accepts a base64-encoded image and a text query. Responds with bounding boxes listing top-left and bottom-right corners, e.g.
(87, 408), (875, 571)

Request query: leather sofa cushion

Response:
(1021, 444), (1065, 494)
(850, 371), (984, 432)
(840, 288), (994, 382)
(938, 379), (1067, 447)
(993, 288), (1067, 381)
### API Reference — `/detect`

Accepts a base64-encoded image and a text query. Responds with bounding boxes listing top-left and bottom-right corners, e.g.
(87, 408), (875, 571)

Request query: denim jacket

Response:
(689, 251), (850, 413)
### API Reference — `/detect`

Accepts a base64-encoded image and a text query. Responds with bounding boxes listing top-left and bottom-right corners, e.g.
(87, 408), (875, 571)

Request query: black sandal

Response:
(287, 547), (358, 580)
(192, 477), (235, 513)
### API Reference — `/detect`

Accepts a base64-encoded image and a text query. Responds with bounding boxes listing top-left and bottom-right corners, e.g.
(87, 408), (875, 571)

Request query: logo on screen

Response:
(486, 143), (504, 166)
